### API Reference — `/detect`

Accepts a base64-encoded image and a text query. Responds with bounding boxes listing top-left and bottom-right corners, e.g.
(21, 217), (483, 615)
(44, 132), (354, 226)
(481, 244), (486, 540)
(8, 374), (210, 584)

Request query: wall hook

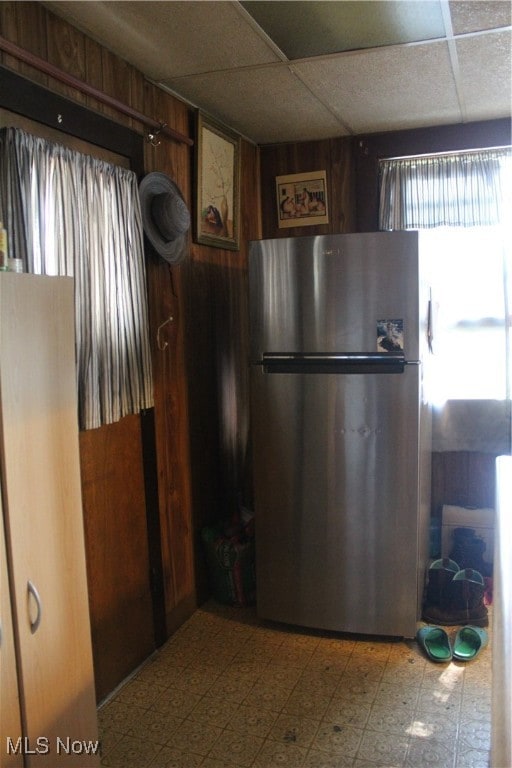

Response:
(146, 121), (167, 147)
(157, 316), (173, 350)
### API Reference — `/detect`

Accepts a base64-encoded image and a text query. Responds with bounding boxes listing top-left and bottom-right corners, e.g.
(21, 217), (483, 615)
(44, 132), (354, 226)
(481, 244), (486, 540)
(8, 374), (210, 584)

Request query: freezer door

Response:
(251, 364), (423, 637)
(249, 232), (421, 361)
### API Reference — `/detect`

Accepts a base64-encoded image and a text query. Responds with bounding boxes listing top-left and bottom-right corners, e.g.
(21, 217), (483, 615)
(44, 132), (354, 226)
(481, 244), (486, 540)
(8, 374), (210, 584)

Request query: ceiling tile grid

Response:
(455, 31), (512, 122)
(241, 0), (447, 58)
(294, 41), (463, 134)
(163, 64), (349, 144)
(39, 0), (512, 145)
(449, 0), (512, 35)
(43, 1), (284, 78)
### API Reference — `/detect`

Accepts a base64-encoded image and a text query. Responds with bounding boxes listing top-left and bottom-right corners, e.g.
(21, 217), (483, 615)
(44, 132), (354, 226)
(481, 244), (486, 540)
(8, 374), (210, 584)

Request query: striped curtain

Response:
(0, 127), (153, 430)
(379, 148), (511, 230)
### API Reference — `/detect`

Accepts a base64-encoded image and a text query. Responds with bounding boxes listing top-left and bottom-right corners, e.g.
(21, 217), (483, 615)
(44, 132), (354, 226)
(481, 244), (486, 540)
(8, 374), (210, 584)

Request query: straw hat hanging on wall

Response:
(139, 172), (191, 265)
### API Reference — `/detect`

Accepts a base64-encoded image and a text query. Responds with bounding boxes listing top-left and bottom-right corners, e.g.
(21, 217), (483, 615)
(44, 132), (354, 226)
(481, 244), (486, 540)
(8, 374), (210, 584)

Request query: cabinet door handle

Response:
(27, 580), (43, 634)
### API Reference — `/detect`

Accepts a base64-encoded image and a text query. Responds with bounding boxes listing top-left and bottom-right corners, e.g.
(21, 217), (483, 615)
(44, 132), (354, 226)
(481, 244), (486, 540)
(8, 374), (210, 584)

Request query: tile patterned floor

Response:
(98, 600), (492, 767)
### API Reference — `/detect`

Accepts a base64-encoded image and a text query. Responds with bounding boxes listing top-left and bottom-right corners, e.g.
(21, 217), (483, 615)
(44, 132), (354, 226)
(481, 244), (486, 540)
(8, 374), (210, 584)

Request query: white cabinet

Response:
(0, 273), (99, 767)
(1, 486), (23, 768)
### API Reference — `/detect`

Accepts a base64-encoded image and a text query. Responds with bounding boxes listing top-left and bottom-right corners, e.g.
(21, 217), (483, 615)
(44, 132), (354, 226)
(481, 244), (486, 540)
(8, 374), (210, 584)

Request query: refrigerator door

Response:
(251, 363), (422, 637)
(248, 231), (430, 636)
(249, 231), (421, 362)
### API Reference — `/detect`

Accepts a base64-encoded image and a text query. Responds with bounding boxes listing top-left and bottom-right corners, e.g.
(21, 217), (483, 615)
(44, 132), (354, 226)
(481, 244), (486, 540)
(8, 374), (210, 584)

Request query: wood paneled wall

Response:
(0, 0), (260, 697)
(431, 451), (498, 516)
(184, 136), (260, 601)
(259, 138), (356, 238)
(79, 416), (155, 699)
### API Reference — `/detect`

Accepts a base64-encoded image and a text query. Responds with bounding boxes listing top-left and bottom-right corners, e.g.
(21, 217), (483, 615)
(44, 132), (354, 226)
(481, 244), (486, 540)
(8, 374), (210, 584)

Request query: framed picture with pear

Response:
(195, 112), (241, 250)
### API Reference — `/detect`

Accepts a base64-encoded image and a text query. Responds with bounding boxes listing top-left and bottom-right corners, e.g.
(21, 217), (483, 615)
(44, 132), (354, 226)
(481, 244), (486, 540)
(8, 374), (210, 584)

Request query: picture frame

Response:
(195, 112), (241, 250)
(276, 170), (329, 228)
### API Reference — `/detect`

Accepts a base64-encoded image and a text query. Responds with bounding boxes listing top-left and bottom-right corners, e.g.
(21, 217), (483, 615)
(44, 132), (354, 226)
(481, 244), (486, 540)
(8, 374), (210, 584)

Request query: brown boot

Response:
(422, 558), (459, 621)
(448, 568), (488, 626)
(423, 568), (488, 627)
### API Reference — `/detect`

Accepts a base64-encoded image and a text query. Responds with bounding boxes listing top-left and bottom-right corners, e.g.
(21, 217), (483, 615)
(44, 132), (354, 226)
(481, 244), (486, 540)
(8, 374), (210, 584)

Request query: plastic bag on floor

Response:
(201, 514), (255, 607)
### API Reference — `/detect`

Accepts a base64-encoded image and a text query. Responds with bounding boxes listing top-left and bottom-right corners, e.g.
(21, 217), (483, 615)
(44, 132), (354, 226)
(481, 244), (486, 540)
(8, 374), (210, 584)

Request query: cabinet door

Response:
(0, 486), (24, 768)
(0, 274), (99, 766)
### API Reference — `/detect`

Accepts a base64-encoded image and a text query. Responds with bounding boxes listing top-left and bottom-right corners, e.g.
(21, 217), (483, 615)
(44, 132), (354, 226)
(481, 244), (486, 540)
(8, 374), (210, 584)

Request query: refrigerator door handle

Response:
(427, 290), (434, 354)
(260, 352), (407, 374)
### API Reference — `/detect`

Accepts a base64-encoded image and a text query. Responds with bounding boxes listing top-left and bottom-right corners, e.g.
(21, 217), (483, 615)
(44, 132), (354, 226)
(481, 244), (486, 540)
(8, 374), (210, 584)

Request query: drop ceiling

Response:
(42, 1), (512, 145)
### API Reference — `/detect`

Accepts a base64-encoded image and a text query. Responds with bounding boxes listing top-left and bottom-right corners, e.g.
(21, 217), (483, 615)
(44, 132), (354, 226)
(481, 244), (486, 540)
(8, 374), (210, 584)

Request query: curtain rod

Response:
(380, 146), (511, 162)
(0, 36), (194, 147)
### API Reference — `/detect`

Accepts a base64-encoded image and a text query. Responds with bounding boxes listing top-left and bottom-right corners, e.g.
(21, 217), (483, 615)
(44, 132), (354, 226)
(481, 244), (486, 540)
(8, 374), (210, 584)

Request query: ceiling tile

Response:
(241, 1), (446, 59)
(449, 0), (511, 34)
(43, 1), (281, 79)
(294, 42), (462, 133)
(40, 0), (512, 144)
(162, 66), (348, 144)
(455, 31), (512, 122)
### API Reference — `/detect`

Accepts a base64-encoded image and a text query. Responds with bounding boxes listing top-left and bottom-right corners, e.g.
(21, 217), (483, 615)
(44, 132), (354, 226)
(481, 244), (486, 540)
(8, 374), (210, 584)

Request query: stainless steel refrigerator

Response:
(248, 231), (432, 638)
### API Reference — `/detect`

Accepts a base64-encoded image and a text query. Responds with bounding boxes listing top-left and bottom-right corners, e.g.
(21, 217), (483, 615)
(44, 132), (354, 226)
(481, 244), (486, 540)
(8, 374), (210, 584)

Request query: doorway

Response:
(1, 77), (165, 701)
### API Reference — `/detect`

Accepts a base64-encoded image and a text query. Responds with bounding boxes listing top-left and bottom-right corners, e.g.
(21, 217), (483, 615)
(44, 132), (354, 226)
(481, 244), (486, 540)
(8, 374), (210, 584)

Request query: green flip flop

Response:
(416, 626), (453, 662)
(453, 626), (489, 661)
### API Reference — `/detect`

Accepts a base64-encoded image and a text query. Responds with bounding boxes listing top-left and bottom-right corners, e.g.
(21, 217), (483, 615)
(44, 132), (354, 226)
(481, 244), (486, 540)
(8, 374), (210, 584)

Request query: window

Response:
(379, 148), (511, 403)
(424, 226), (510, 403)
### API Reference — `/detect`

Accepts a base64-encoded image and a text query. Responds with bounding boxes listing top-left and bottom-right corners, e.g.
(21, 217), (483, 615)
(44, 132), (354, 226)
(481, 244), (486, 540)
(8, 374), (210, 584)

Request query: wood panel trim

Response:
(0, 65), (144, 171)
(140, 408), (167, 647)
(0, 35), (193, 146)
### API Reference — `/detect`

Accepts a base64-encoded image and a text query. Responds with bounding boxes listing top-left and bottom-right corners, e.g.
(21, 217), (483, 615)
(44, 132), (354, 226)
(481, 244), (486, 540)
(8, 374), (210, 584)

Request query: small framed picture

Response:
(194, 112), (241, 250)
(276, 170), (329, 228)
(377, 319), (404, 352)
